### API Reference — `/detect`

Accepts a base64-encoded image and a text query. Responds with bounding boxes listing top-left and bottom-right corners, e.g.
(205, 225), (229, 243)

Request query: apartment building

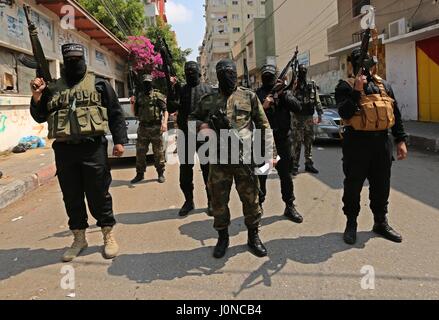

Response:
(0, 0), (129, 152)
(201, 0), (266, 84)
(327, 0), (439, 122)
(144, 0), (167, 27)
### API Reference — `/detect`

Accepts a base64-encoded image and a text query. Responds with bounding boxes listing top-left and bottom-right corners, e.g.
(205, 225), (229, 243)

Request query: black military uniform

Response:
(256, 64), (304, 223)
(336, 49), (407, 245)
(30, 44), (127, 261)
(168, 61), (213, 216)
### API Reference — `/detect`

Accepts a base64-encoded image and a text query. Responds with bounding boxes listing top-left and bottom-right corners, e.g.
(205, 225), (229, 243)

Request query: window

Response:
(0, 47), (35, 95)
(233, 27), (240, 33)
(232, 14), (239, 20)
(352, 0), (370, 18)
(115, 80), (125, 98)
(232, 0), (238, 5)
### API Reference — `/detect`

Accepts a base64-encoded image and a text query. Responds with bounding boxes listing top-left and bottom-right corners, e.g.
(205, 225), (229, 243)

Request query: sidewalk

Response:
(0, 144), (55, 210)
(405, 121), (439, 153)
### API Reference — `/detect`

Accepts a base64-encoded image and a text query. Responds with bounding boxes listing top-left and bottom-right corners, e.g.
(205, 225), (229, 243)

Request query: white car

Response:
(107, 98), (138, 158)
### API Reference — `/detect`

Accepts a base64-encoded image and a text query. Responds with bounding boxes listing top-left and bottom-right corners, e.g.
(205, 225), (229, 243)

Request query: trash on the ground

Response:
(66, 292), (76, 298)
(11, 216), (23, 222)
(317, 147), (325, 151)
(12, 136), (46, 153)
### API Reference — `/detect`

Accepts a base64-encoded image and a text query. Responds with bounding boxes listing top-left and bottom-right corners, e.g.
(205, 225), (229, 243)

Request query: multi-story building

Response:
(0, 0), (129, 152)
(144, 0), (167, 27)
(200, 0), (266, 84)
(327, 0), (439, 122)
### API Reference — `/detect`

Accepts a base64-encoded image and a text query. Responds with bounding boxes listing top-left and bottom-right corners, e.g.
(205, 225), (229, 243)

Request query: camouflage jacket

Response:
(135, 89), (167, 124)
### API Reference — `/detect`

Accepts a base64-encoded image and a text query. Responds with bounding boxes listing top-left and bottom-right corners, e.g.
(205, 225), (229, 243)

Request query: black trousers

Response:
(342, 131), (393, 221)
(178, 130), (210, 201)
(259, 136), (296, 206)
(53, 137), (116, 230)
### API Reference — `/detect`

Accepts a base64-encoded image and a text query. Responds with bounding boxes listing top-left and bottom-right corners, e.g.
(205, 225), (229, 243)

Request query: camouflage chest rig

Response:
(46, 73), (109, 140)
(136, 90), (165, 124)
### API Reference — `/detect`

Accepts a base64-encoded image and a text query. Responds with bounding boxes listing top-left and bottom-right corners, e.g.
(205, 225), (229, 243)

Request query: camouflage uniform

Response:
(135, 89), (167, 174)
(189, 87), (274, 231)
(292, 81), (323, 169)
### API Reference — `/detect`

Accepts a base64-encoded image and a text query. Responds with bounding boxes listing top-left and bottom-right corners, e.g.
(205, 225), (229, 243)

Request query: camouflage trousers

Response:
(292, 115), (315, 168)
(136, 123), (165, 174)
(208, 164), (262, 231)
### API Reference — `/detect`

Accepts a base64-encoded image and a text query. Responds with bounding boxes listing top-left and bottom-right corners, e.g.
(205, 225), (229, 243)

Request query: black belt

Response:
(56, 136), (101, 144)
(343, 127), (388, 137)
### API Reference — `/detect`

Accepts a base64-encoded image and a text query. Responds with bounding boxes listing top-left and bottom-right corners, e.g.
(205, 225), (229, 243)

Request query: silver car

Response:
(314, 94), (342, 141)
(107, 98), (138, 158)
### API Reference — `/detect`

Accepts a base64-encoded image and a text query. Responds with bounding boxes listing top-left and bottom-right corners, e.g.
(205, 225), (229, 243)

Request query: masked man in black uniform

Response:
(256, 64), (304, 223)
(336, 48), (408, 245)
(30, 43), (128, 262)
(169, 61), (213, 216)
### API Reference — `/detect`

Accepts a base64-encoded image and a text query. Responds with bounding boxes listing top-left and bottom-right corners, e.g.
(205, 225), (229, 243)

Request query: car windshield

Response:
(321, 95), (336, 108)
(120, 102), (135, 119)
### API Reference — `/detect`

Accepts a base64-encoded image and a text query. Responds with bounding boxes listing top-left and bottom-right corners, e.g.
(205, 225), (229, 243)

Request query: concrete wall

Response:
(386, 41), (418, 121)
(309, 57), (343, 94)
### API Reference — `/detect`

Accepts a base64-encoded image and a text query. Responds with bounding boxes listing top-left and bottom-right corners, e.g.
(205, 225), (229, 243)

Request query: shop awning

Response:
(35, 0), (129, 57)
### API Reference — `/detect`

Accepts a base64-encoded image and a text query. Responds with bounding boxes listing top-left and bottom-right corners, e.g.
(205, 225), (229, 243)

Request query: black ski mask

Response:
(185, 61), (201, 87)
(142, 74), (153, 93)
(298, 64), (308, 83)
(261, 64), (277, 90)
(62, 43), (87, 85)
(216, 59), (237, 96)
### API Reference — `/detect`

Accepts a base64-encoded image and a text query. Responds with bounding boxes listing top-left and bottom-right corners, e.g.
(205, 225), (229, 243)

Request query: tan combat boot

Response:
(62, 229), (88, 262)
(101, 226), (119, 259)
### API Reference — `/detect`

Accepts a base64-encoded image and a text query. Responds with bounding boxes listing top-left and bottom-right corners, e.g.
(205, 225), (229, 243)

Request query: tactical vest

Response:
(295, 81), (318, 115)
(137, 90), (164, 124)
(46, 73), (109, 140)
(343, 76), (395, 131)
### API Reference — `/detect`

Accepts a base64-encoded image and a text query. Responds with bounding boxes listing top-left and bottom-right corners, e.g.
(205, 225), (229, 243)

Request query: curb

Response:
(407, 134), (439, 153)
(0, 162), (56, 210)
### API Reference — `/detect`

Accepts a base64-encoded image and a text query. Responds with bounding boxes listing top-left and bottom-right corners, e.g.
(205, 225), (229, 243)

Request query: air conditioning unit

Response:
(389, 18), (407, 38)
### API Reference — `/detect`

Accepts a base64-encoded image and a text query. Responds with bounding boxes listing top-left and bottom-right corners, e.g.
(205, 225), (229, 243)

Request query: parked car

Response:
(107, 98), (138, 158)
(314, 94), (342, 141)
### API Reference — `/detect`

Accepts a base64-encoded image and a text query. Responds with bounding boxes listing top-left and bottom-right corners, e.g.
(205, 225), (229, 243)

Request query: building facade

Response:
(0, 0), (129, 152)
(327, 0), (439, 122)
(200, 0), (266, 84)
(143, 0), (167, 27)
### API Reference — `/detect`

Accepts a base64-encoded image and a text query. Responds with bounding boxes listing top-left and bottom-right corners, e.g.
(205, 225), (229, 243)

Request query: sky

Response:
(165, 0), (205, 62)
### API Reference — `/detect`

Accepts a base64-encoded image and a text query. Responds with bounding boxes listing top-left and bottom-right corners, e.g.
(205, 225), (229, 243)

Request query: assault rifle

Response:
(23, 5), (52, 88)
(271, 46), (299, 95)
(242, 58), (251, 89)
(156, 36), (178, 100)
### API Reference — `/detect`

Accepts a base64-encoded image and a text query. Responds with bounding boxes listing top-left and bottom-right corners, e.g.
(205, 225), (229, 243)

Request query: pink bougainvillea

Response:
(125, 36), (165, 79)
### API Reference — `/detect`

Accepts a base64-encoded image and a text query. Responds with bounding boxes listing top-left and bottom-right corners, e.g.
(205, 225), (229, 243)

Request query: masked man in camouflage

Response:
(292, 64), (323, 175)
(189, 59), (276, 259)
(131, 74), (168, 184)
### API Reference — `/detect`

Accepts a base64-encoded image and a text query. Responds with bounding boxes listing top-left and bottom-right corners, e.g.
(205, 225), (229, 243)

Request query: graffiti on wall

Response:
(0, 113), (6, 133)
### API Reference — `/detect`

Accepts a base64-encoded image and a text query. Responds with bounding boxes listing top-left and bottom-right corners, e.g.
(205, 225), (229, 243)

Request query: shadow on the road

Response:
(107, 245), (248, 284)
(111, 179), (158, 188)
(233, 232), (374, 297)
(40, 225), (100, 240)
(116, 208), (208, 225)
(179, 216), (284, 246)
(0, 246), (101, 281)
(106, 232), (375, 289)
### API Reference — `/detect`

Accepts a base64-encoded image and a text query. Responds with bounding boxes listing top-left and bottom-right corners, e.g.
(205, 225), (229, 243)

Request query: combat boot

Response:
(158, 171), (166, 183)
(343, 218), (358, 245)
(62, 229), (88, 262)
(247, 228), (267, 257)
(373, 218), (402, 243)
(305, 164), (319, 174)
(292, 167), (299, 176)
(179, 200), (195, 217)
(101, 226), (119, 259)
(131, 172), (144, 184)
(284, 204), (303, 224)
(213, 229), (229, 259)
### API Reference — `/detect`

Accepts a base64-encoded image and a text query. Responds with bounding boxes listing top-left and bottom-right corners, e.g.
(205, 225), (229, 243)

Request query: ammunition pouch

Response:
(343, 78), (395, 132)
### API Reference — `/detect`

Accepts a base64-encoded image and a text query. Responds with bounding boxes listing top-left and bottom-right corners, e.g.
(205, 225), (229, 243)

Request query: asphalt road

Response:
(1, 143), (439, 300)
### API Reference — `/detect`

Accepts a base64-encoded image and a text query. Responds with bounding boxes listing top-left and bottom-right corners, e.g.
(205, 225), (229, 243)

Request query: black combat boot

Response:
(213, 229), (229, 259)
(292, 167), (299, 176)
(131, 173), (144, 184)
(373, 218), (402, 243)
(247, 228), (267, 257)
(343, 218), (358, 245)
(305, 163), (319, 174)
(284, 204), (303, 224)
(179, 200), (195, 217)
(157, 171), (166, 183)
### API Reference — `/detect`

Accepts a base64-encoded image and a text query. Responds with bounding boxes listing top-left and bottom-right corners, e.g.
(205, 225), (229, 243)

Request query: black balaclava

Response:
(298, 64), (308, 84)
(261, 64), (277, 90)
(62, 43), (87, 86)
(142, 74), (153, 94)
(216, 59), (237, 96)
(185, 61), (201, 87)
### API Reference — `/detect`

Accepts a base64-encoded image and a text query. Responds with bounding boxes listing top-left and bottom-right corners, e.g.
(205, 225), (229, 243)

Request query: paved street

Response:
(0, 144), (438, 300)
